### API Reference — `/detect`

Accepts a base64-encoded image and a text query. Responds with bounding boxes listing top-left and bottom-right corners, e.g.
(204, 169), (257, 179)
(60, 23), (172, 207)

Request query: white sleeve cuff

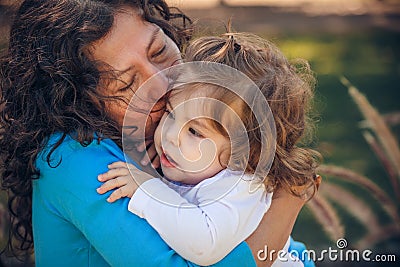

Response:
(128, 178), (168, 218)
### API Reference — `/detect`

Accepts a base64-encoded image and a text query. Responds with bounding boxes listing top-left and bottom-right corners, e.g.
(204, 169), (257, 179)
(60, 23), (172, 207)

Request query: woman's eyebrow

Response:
(115, 28), (162, 77)
(147, 27), (163, 52)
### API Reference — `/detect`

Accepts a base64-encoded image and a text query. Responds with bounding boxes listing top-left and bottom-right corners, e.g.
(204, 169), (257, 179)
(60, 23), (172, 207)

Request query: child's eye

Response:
(189, 127), (204, 138)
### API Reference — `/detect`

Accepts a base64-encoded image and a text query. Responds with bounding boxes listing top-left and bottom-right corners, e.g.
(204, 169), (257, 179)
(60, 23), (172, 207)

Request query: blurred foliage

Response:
(278, 33), (399, 76)
(268, 30), (400, 260)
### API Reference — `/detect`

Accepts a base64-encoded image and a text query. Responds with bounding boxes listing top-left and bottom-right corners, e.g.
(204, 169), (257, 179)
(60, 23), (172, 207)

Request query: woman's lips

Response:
(160, 152), (178, 168)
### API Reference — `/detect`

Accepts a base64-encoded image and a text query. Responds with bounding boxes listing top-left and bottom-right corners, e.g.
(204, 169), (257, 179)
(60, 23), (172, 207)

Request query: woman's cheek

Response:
(106, 101), (126, 127)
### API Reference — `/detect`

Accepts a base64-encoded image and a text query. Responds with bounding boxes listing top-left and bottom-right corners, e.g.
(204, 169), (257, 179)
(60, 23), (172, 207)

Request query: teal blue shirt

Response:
(33, 134), (256, 267)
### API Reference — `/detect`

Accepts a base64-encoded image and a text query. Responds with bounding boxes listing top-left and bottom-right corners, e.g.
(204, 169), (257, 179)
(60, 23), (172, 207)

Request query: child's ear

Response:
(219, 146), (231, 169)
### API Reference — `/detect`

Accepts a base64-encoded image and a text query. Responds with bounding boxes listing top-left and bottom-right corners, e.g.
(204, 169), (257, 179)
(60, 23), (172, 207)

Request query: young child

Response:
(97, 33), (319, 266)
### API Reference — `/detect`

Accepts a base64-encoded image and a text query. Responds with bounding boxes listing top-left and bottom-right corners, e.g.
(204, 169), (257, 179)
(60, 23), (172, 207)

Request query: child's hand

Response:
(97, 161), (140, 203)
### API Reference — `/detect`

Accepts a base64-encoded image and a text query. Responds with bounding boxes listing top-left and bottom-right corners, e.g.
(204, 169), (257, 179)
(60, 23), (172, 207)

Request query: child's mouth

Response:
(160, 152), (178, 168)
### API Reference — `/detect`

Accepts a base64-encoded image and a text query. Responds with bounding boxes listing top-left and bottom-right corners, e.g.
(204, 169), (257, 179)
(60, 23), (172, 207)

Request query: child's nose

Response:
(164, 123), (180, 147)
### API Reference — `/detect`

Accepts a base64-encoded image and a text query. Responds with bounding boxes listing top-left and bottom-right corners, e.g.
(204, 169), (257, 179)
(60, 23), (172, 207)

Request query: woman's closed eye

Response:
(151, 43), (167, 59)
(118, 74), (137, 92)
(150, 33), (169, 62)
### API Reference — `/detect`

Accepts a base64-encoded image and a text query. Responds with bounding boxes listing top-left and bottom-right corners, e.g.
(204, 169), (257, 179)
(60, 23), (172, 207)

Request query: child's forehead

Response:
(168, 84), (213, 104)
(168, 90), (209, 118)
(167, 84), (242, 131)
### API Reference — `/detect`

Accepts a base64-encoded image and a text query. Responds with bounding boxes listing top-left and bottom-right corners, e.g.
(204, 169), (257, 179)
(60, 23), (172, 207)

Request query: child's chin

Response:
(161, 167), (177, 179)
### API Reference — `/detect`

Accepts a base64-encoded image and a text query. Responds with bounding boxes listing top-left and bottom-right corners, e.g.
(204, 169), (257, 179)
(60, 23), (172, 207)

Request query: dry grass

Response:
(309, 79), (400, 249)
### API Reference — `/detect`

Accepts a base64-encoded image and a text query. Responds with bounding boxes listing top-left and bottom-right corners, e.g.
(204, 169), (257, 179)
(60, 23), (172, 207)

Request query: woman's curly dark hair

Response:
(0, 0), (192, 256)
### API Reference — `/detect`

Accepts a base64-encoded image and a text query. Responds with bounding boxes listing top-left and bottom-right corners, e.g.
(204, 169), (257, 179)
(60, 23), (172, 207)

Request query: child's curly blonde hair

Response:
(183, 32), (320, 198)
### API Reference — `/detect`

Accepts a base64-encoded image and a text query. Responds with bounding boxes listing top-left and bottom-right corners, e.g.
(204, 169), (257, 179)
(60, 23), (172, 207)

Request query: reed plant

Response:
(309, 77), (400, 249)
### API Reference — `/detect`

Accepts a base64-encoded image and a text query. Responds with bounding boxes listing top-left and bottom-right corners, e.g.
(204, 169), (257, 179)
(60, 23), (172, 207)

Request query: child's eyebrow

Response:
(188, 118), (210, 131)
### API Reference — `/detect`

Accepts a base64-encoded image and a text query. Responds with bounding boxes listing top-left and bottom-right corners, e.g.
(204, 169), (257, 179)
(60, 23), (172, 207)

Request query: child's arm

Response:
(97, 166), (268, 266)
(135, 174), (270, 266)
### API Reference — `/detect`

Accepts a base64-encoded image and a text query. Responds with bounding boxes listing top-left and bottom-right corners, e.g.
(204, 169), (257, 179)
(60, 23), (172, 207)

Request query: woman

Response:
(0, 0), (311, 266)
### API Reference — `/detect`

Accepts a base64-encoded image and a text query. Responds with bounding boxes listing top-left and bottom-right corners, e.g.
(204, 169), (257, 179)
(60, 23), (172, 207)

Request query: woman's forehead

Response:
(88, 8), (158, 70)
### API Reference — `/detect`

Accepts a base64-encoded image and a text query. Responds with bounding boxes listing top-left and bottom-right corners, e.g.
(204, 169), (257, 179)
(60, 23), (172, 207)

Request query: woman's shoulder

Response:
(46, 132), (121, 151)
(34, 133), (127, 199)
(37, 133), (125, 171)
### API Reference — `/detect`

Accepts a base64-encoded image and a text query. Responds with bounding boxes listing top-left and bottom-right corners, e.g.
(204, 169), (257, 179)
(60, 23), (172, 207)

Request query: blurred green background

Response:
(280, 31), (400, 257)
(1, 0), (399, 266)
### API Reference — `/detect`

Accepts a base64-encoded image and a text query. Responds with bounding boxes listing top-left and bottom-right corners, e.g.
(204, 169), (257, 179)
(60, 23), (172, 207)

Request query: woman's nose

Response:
(139, 64), (169, 103)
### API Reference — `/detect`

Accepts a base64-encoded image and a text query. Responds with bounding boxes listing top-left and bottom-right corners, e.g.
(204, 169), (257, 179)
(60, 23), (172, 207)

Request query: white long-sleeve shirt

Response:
(128, 169), (303, 266)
